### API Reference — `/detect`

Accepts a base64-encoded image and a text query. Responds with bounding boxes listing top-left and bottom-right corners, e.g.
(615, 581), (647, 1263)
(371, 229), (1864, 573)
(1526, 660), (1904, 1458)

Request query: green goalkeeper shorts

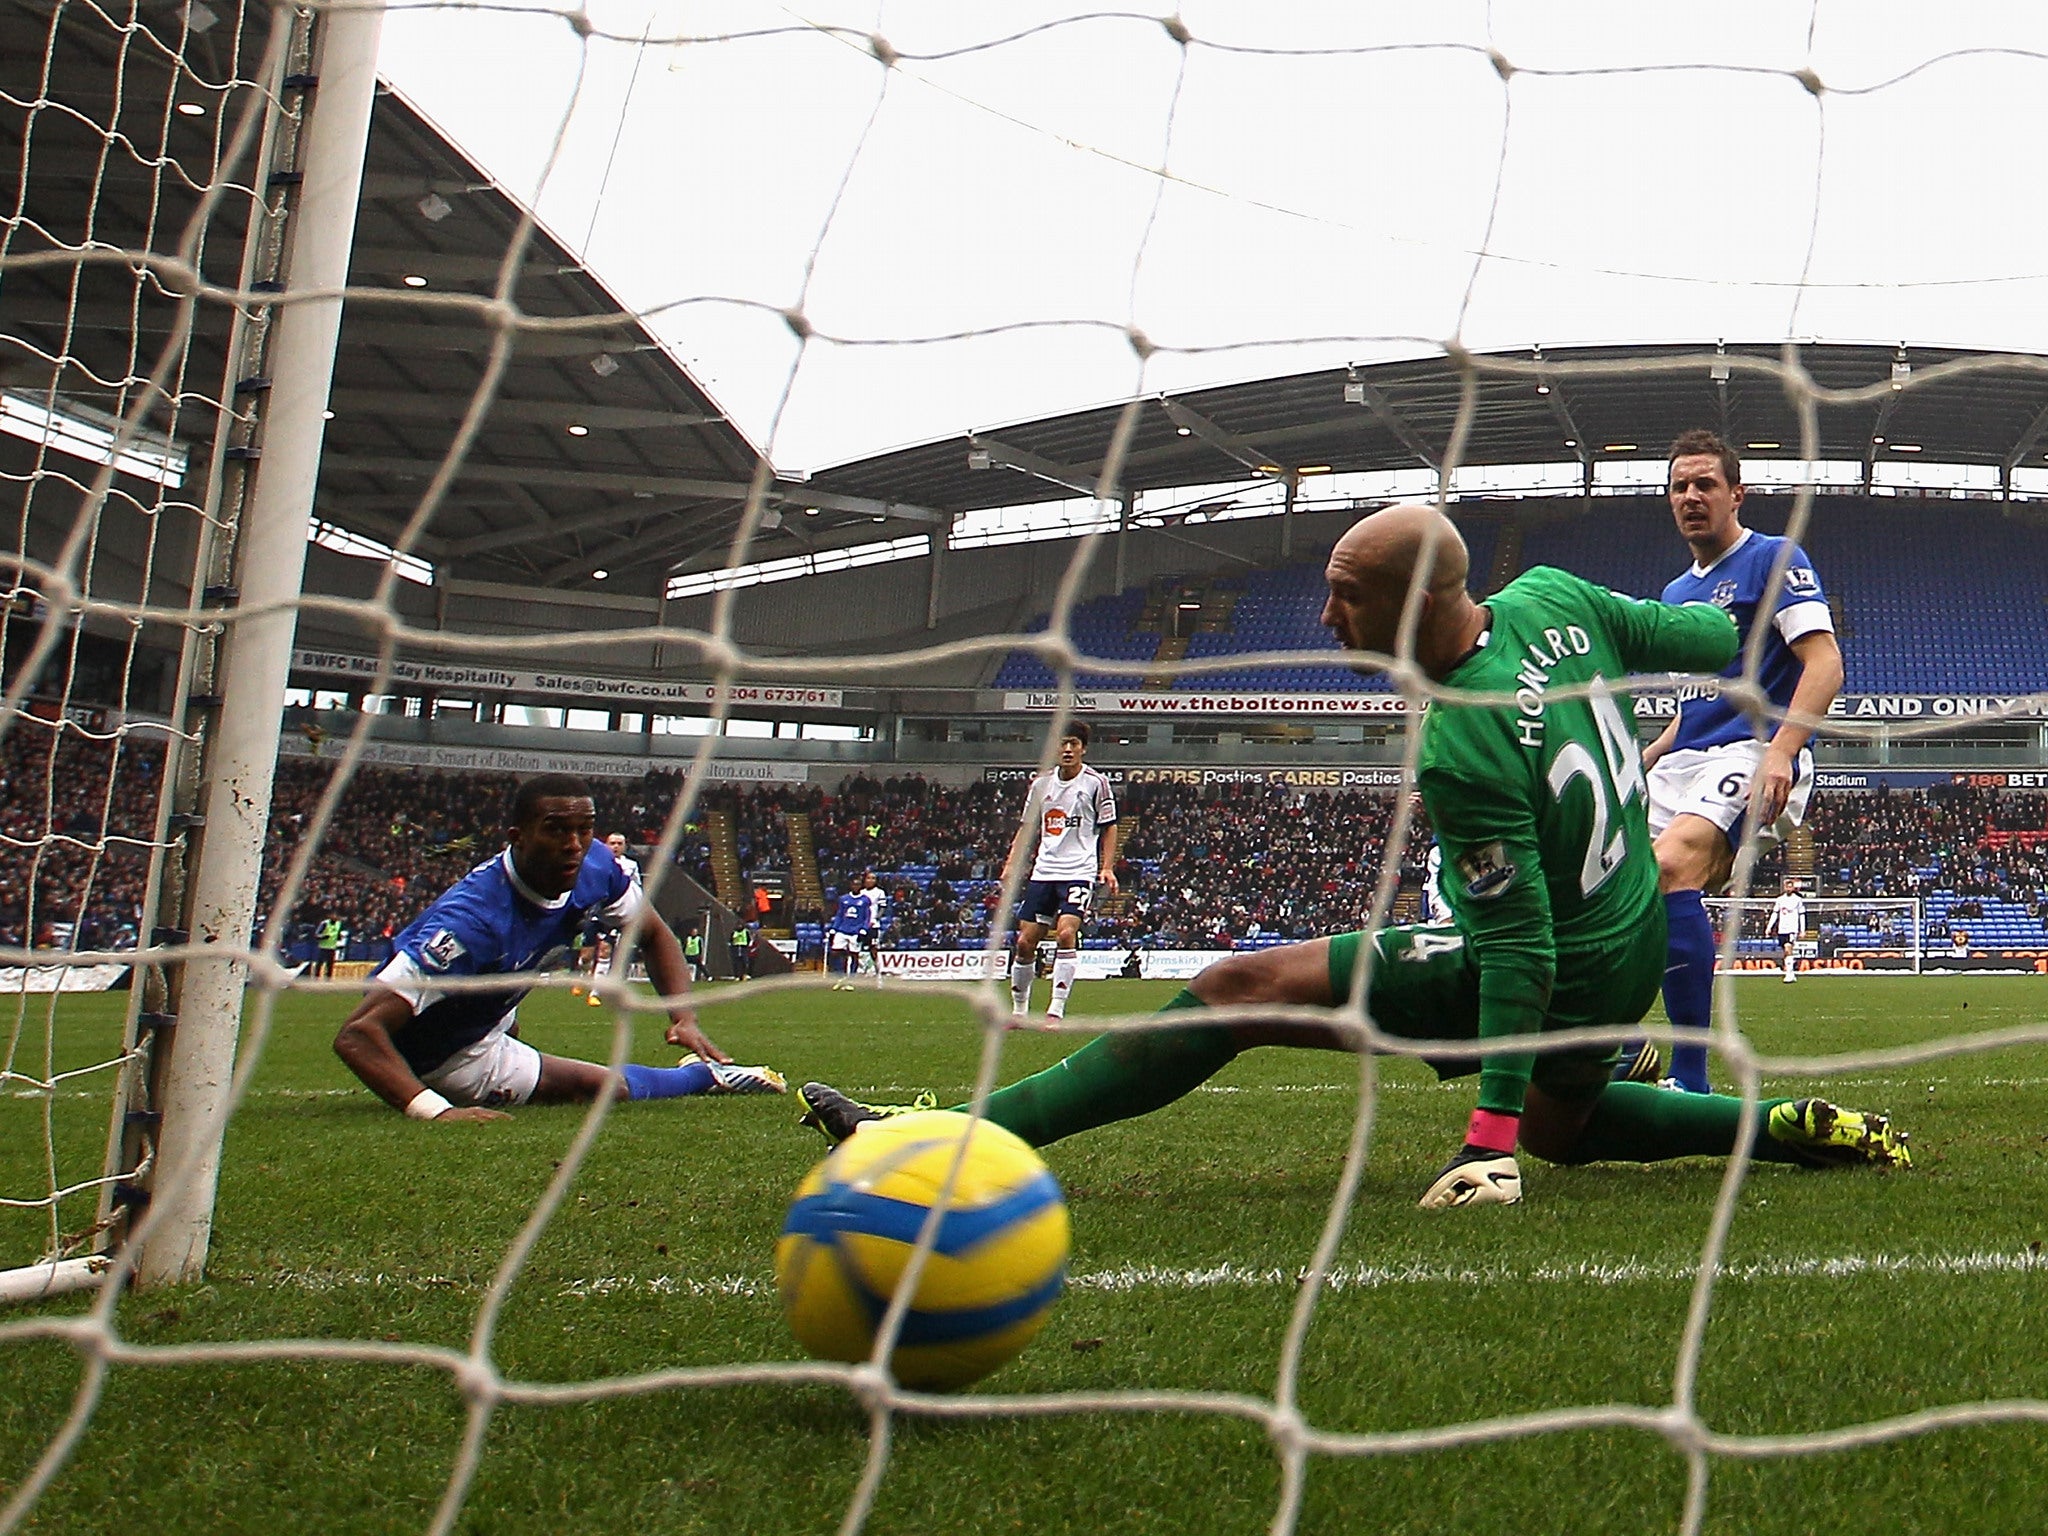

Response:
(1325, 918), (1667, 1105)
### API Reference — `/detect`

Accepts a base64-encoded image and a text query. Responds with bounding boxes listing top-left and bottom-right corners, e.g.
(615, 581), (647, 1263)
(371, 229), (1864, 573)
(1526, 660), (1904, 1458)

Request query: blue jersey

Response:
(828, 892), (870, 936)
(857, 886), (886, 930)
(374, 845), (642, 1076)
(1661, 528), (1833, 753)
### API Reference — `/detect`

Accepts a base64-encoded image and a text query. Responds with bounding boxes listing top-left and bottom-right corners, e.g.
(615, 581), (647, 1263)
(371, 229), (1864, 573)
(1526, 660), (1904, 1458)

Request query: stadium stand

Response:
(1177, 566), (1386, 692)
(989, 588), (1162, 690)
(1520, 495), (2048, 694)
(7, 746), (2048, 960)
(999, 498), (2048, 699)
(991, 518), (1499, 693)
(0, 727), (159, 953)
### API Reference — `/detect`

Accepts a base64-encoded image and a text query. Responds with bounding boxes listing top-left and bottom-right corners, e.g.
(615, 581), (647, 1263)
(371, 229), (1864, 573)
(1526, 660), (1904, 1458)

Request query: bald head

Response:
(1330, 504), (1469, 600)
(1320, 505), (1484, 679)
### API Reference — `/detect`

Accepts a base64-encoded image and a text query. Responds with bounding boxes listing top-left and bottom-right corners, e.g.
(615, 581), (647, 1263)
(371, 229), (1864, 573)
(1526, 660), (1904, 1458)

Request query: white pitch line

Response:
(1069, 1250), (2048, 1293)
(228, 1249), (2048, 1303)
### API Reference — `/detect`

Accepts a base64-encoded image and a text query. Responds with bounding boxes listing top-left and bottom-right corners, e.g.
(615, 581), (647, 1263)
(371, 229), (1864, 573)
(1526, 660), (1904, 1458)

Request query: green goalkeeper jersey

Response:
(1417, 565), (1739, 1115)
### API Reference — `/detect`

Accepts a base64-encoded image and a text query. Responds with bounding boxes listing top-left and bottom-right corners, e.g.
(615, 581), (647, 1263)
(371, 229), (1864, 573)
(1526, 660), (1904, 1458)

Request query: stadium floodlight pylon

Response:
(1705, 896), (1924, 975)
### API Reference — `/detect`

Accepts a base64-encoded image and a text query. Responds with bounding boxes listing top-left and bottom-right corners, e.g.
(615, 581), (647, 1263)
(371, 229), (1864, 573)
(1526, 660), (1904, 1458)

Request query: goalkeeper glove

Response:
(1418, 1146), (1523, 1208)
(1417, 1108), (1523, 1209)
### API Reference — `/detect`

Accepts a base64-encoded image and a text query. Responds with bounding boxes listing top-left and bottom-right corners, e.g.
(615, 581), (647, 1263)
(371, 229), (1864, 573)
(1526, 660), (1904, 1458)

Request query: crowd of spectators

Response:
(256, 759), (727, 955)
(9, 736), (2048, 959)
(0, 725), (161, 953)
(1105, 785), (1401, 949)
(1807, 786), (2048, 912)
(803, 778), (1408, 950)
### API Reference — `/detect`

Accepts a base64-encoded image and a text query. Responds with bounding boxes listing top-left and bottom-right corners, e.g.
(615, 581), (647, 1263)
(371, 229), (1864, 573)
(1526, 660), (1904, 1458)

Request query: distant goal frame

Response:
(1706, 896), (1924, 975)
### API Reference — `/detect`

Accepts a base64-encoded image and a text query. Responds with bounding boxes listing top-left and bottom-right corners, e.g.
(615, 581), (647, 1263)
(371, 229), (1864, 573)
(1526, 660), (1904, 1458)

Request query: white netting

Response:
(7, 5), (2048, 1534)
(1, 0), (296, 1280)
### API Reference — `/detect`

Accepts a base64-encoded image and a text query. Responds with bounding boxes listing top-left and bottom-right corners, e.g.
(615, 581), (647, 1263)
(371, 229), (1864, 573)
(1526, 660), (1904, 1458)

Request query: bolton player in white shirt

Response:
(856, 870), (887, 982)
(604, 832), (641, 883)
(1406, 795), (1447, 924)
(1639, 430), (1843, 1089)
(1771, 882), (1808, 982)
(581, 832), (645, 1006)
(1001, 724), (1119, 1024)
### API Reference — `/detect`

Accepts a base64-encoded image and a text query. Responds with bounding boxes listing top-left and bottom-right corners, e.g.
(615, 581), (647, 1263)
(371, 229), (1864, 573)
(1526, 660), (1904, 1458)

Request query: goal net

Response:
(1706, 897), (1923, 974)
(7, 3), (2048, 1534)
(1, 0), (305, 1302)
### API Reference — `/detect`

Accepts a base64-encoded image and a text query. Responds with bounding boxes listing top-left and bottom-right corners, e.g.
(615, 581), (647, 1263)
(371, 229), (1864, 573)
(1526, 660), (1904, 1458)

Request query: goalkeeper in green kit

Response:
(799, 506), (1910, 1206)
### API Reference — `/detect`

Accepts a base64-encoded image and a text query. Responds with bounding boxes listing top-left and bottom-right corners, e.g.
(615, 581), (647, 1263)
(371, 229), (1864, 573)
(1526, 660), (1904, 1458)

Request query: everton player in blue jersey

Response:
(1639, 431), (1844, 1092)
(825, 886), (871, 989)
(333, 773), (785, 1122)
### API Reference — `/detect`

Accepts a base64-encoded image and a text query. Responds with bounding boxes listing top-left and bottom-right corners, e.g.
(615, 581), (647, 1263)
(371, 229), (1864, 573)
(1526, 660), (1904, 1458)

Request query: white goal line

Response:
(202, 1247), (2048, 1305)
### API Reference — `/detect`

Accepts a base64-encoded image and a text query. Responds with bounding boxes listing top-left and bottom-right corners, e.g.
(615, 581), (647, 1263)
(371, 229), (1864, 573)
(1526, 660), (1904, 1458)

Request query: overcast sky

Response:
(377, 1), (2048, 473)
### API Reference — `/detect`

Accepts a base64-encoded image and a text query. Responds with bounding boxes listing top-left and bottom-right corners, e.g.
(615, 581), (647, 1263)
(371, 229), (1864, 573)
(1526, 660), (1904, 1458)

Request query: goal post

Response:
(0, 0), (384, 1301)
(1705, 896), (1924, 974)
(129, 2), (387, 1290)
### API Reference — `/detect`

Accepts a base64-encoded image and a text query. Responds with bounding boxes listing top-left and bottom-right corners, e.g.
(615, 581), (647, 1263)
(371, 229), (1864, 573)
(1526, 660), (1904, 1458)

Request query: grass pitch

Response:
(5, 974), (2048, 1534)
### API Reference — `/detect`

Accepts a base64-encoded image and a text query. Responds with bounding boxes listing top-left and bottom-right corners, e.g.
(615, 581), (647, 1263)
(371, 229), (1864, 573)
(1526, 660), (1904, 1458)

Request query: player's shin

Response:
(1010, 958), (1035, 1016)
(1047, 948), (1079, 1019)
(621, 1060), (716, 1099)
(955, 987), (1237, 1147)
(1662, 889), (1716, 1092)
(1552, 1081), (1804, 1164)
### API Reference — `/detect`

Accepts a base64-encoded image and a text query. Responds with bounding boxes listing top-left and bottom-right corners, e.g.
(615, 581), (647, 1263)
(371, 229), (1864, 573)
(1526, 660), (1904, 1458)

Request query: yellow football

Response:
(775, 1110), (1070, 1391)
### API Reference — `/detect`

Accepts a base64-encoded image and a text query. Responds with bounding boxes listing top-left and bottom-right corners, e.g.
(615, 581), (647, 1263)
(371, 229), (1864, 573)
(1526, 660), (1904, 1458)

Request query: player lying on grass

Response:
(334, 773), (785, 1122)
(798, 506), (1909, 1206)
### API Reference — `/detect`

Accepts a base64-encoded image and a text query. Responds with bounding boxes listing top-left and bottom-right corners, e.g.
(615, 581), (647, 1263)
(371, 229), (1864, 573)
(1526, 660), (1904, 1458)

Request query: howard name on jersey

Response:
(376, 844), (641, 1075)
(1028, 767), (1117, 882)
(1662, 527), (1832, 753)
(1417, 566), (1737, 1029)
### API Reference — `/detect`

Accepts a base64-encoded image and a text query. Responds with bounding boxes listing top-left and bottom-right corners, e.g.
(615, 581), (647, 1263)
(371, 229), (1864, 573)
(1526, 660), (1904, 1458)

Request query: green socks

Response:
(1559, 1082), (1803, 1166)
(953, 992), (1809, 1166)
(955, 988), (1239, 1148)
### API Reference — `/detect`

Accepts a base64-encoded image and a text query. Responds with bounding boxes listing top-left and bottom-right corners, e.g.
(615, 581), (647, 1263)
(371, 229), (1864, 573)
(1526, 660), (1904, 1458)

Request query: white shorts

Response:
(828, 930), (862, 954)
(421, 1016), (542, 1108)
(1647, 740), (1813, 851)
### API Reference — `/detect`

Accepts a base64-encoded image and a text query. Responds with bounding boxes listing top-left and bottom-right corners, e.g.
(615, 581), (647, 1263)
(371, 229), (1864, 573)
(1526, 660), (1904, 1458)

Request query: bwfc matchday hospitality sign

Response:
(277, 734), (810, 783)
(292, 650), (843, 710)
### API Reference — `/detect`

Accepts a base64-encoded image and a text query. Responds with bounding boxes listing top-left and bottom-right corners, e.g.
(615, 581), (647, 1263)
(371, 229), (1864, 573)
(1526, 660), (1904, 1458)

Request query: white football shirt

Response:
(1025, 766), (1117, 882)
(857, 886), (886, 929)
(1771, 892), (1806, 937)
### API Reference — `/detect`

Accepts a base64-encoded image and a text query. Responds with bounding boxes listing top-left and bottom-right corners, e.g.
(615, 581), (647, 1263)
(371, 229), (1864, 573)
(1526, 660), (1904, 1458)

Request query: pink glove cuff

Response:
(1466, 1108), (1520, 1154)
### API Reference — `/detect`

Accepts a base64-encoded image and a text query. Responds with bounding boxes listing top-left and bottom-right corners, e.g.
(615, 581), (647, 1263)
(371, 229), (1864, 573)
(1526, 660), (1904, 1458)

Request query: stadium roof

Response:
(17, 3), (2048, 617)
(809, 342), (2048, 516)
(4, 3), (929, 603)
